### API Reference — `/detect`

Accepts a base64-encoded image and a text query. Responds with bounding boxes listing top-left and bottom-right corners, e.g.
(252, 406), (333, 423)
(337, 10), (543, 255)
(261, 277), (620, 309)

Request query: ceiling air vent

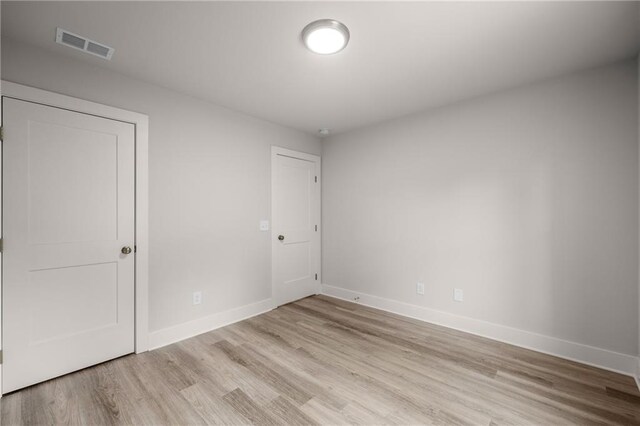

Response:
(55, 28), (114, 60)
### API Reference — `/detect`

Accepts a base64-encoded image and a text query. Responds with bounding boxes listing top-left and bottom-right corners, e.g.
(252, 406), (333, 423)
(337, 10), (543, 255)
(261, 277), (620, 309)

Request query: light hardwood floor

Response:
(2, 295), (640, 425)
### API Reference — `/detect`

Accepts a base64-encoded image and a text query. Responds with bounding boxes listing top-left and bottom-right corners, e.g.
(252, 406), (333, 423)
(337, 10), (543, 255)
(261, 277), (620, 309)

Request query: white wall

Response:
(1, 38), (321, 334)
(323, 60), (639, 356)
(3, 35), (638, 365)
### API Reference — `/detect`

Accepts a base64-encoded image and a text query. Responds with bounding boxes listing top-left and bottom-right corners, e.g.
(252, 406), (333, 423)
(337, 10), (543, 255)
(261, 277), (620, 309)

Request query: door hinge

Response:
(134, 245), (137, 253)
(315, 176), (317, 183)
(0, 126), (4, 142)
(315, 273), (318, 281)
(0, 238), (3, 253)
(0, 349), (3, 364)
(315, 225), (318, 232)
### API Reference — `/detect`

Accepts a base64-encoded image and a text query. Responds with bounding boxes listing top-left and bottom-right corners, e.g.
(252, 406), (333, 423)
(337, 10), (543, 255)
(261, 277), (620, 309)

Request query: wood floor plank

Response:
(0, 388), (22, 425)
(214, 340), (313, 405)
(180, 383), (251, 425)
(265, 396), (320, 426)
(2, 295), (639, 425)
(222, 388), (279, 425)
(182, 337), (281, 406)
(300, 397), (351, 425)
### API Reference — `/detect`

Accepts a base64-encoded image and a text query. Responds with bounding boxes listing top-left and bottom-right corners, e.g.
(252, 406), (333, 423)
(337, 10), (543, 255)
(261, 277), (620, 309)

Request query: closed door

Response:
(272, 147), (321, 306)
(2, 98), (136, 393)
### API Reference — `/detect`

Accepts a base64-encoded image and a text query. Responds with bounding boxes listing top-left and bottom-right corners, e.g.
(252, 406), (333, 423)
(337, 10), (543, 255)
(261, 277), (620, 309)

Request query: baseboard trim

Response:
(148, 298), (274, 350)
(635, 358), (640, 390)
(322, 284), (637, 378)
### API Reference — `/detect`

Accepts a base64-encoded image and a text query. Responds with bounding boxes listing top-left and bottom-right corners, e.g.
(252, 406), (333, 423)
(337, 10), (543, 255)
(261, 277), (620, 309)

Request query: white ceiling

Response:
(2, 1), (639, 135)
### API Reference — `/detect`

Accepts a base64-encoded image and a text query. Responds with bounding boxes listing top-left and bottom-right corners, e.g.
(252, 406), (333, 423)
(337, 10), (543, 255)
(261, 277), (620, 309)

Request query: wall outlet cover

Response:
(193, 291), (202, 305)
(453, 288), (464, 302)
(259, 220), (269, 231)
(416, 282), (425, 295)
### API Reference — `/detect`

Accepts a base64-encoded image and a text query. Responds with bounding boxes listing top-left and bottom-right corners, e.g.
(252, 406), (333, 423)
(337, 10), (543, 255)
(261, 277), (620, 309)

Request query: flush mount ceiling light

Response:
(302, 19), (350, 55)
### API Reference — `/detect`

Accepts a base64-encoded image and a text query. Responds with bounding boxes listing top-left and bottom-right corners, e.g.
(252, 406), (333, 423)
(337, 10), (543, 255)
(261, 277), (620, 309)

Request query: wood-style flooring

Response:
(2, 295), (640, 425)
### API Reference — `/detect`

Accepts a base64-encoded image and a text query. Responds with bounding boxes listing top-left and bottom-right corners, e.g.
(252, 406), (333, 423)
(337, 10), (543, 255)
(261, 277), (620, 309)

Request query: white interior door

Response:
(272, 147), (321, 306)
(2, 97), (136, 393)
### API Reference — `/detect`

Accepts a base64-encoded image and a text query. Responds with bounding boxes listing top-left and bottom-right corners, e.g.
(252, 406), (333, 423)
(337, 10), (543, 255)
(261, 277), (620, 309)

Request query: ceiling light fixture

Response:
(302, 19), (350, 55)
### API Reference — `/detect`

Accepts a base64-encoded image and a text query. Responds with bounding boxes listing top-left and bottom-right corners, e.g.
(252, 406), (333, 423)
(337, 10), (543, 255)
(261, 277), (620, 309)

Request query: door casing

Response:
(0, 80), (150, 396)
(271, 146), (321, 307)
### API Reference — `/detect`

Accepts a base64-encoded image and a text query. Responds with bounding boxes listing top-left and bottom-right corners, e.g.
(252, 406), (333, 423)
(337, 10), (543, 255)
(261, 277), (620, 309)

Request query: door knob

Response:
(121, 246), (132, 255)
(278, 235), (285, 241)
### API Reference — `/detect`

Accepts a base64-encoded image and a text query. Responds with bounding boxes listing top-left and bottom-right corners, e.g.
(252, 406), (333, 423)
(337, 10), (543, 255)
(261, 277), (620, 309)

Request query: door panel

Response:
(281, 242), (311, 283)
(279, 163), (312, 229)
(27, 121), (118, 244)
(273, 150), (320, 306)
(28, 262), (119, 343)
(3, 98), (135, 393)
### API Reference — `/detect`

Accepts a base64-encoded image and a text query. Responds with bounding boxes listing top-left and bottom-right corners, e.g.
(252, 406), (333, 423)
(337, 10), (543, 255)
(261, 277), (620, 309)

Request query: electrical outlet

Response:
(353, 296), (360, 302)
(193, 291), (202, 305)
(453, 288), (464, 302)
(259, 220), (269, 231)
(416, 282), (425, 295)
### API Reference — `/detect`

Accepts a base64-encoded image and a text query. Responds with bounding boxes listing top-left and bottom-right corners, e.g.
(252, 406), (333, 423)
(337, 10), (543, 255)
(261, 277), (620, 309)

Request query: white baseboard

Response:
(635, 358), (640, 390)
(148, 298), (274, 350)
(322, 284), (638, 378)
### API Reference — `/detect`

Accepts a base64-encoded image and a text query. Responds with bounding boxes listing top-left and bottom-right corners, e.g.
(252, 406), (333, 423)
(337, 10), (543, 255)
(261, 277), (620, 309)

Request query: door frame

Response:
(271, 146), (321, 307)
(0, 81), (150, 395)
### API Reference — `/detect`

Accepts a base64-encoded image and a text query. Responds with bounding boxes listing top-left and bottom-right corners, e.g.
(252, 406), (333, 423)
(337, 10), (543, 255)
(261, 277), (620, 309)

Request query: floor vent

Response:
(55, 28), (114, 60)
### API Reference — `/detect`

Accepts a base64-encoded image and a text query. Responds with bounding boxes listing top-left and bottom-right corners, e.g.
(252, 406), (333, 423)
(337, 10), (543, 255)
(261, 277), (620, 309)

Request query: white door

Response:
(2, 98), (136, 393)
(272, 147), (321, 306)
